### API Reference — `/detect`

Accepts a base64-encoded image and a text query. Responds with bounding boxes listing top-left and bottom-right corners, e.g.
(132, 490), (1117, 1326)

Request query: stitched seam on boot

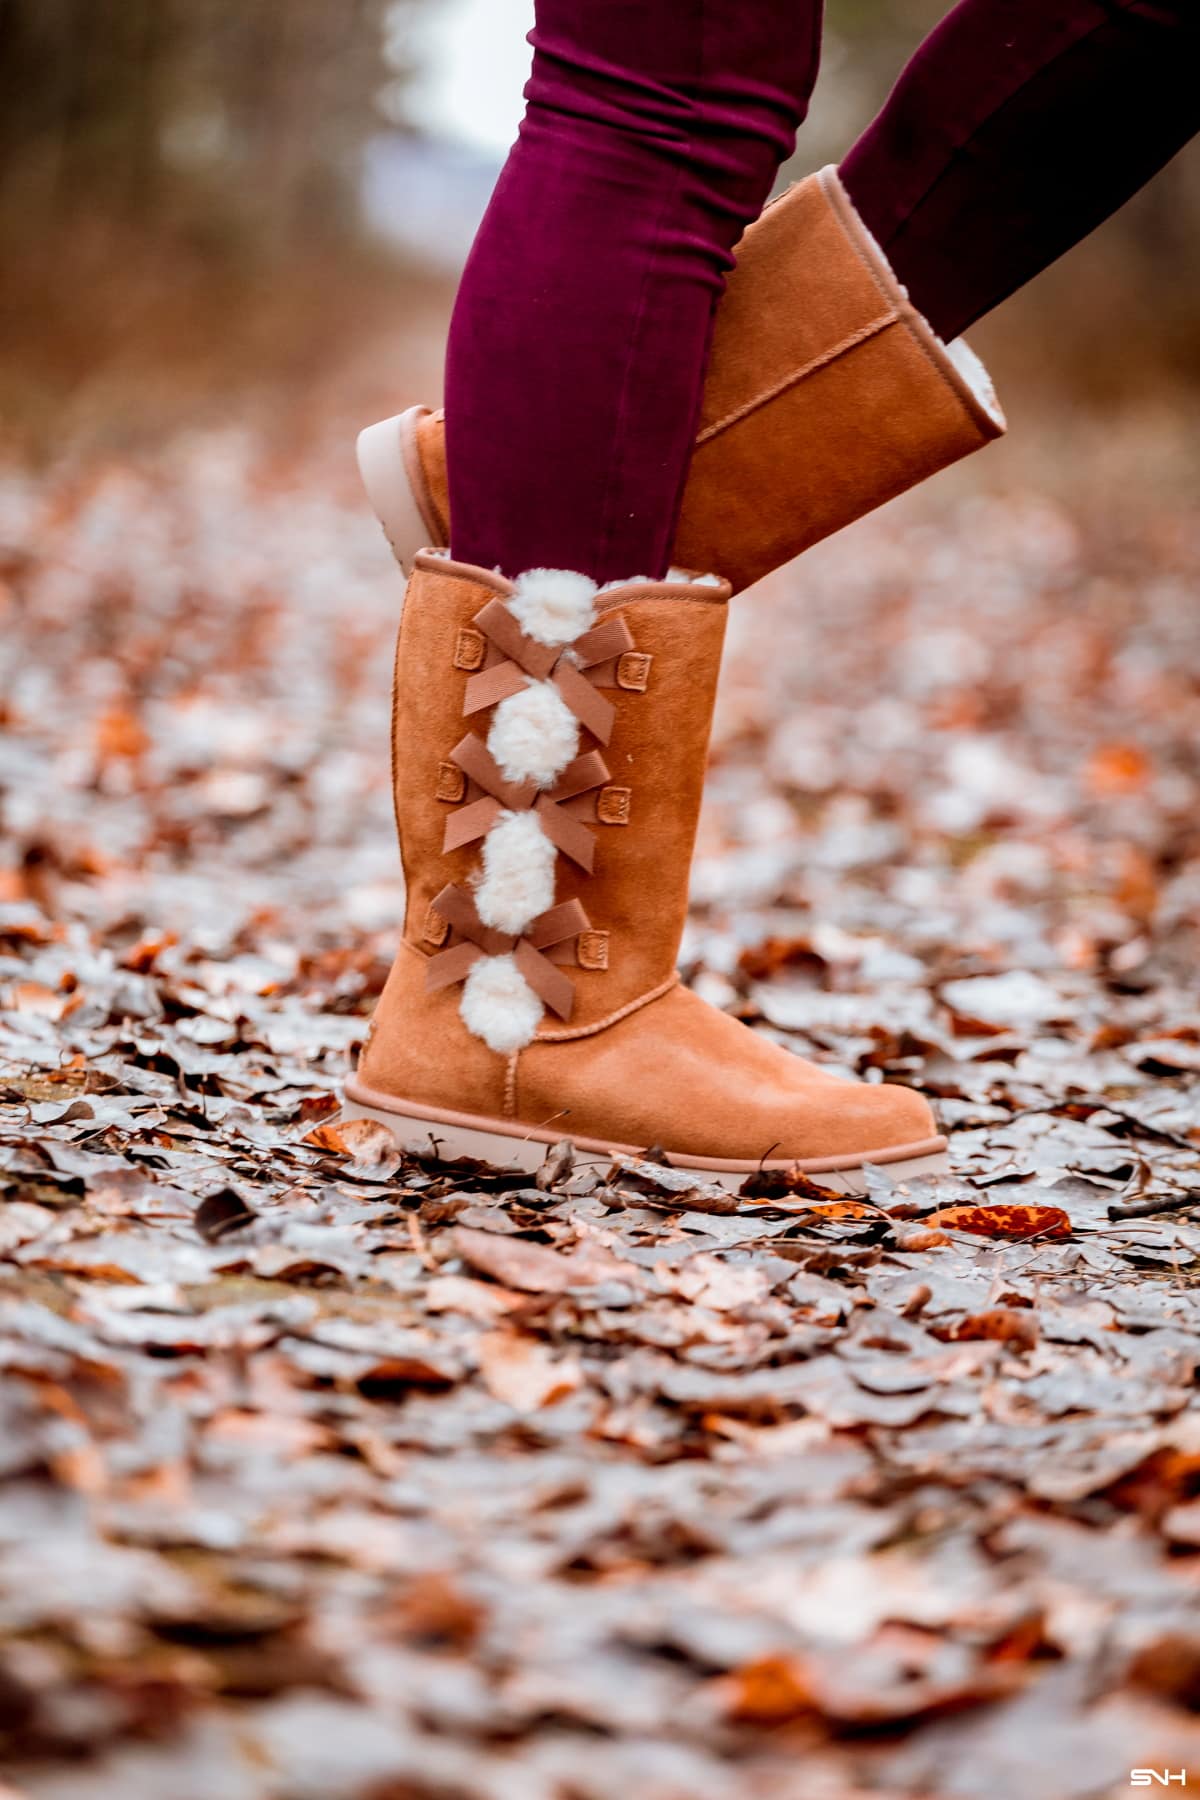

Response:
(821, 170), (994, 437)
(533, 972), (679, 1043)
(504, 1051), (519, 1118)
(696, 314), (897, 444)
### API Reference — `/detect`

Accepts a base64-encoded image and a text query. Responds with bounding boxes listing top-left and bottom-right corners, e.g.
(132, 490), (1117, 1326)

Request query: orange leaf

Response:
(889, 1224), (950, 1252)
(793, 1199), (877, 1220)
(95, 704), (149, 763)
(303, 1117), (397, 1165)
(723, 1653), (814, 1725)
(1086, 741), (1150, 795)
(939, 1307), (1040, 1348)
(926, 1203), (1070, 1241)
(5, 980), (67, 1019)
(737, 935), (827, 983)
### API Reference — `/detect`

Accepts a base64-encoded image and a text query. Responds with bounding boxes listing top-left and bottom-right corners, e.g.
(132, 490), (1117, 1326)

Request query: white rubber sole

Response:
(355, 408), (437, 572)
(340, 1080), (949, 1196)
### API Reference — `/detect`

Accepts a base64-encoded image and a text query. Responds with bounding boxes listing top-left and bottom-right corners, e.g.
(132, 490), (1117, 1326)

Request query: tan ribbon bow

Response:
(425, 883), (591, 1022)
(428, 592), (635, 1019)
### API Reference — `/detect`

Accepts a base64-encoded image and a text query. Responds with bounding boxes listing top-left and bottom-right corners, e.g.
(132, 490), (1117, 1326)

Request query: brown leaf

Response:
(424, 1274), (524, 1321)
(304, 1116), (399, 1169)
(535, 1138), (574, 1191)
(738, 1165), (873, 1206)
(889, 1223), (951, 1251)
(938, 1308), (1040, 1349)
(476, 1329), (583, 1412)
(736, 935), (828, 984)
(721, 1653), (815, 1725)
(194, 1187), (257, 1242)
(386, 1572), (486, 1652)
(450, 1226), (639, 1294)
(4, 980), (68, 1019)
(95, 703), (149, 763)
(608, 1154), (738, 1213)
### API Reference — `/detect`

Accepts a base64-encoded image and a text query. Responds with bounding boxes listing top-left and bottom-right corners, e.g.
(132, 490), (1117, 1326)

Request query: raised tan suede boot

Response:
(344, 553), (947, 1191)
(356, 167), (1005, 595)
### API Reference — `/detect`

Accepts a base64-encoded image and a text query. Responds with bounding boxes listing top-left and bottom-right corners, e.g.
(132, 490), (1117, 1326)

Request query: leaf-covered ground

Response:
(0, 406), (1199, 1799)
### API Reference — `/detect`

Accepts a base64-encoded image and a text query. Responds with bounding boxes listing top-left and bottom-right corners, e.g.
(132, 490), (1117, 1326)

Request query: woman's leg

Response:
(840, 0), (1200, 344)
(444, 0), (822, 584)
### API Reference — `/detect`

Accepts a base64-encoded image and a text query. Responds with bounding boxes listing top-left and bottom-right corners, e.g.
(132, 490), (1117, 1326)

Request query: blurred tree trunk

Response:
(0, 0), (417, 258)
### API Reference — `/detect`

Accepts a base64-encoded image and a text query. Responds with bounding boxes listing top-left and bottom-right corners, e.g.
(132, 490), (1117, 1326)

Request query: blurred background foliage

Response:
(0, 0), (1196, 454)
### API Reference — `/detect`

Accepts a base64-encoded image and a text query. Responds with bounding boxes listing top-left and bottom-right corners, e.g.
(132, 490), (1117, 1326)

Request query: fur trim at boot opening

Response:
(508, 568), (598, 646)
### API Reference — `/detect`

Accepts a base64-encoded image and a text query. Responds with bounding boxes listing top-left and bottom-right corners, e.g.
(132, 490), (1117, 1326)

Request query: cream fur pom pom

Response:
(459, 953), (544, 1053)
(474, 810), (556, 935)
(488, 679), (580, 788)
(509, 568), (597, 647)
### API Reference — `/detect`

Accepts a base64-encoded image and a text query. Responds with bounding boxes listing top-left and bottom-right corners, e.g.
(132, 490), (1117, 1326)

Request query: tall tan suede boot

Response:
(356, 167), (1005, 596)
(344, 553), (947, 1191)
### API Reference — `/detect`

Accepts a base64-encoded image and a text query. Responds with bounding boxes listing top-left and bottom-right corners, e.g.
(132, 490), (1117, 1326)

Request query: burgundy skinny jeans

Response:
(445, 0), (1199, 583)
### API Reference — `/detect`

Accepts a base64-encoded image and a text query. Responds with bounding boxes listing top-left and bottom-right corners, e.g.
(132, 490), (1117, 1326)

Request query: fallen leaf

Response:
(926, 1203), (1071, 1241)
(450, 1226), (639, 1293)
(424, 1274), (524, 1320)
(304, 1116), (400, 1170)
(194, 1187), (257, 1242)
(476, 1330), (583, 1412)
(937, 1308), (1040, 1349)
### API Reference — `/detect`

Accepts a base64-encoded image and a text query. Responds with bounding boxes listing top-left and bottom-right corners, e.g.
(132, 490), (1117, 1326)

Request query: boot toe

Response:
(786, 1072), (939, 1163)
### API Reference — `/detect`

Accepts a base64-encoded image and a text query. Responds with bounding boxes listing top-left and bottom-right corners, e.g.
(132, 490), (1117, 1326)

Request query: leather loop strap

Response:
(429, 883), (513, 956)
(572, 613), (635, 669)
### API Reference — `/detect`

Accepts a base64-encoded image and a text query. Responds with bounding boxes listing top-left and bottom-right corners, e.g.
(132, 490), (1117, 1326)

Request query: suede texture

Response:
(518, 984), (937, 1161)
(386, 556), (509, 951)
(358, 941), (508, 1118)
(414, 410), (450, 546)
(408, 168), (1003, 594)
(355, 553), (941, 1164)
(387, 553), (729, 1032)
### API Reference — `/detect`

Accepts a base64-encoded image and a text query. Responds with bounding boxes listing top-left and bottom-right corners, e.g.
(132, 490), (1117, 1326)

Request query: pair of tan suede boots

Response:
(344, 167), (1006, 1194)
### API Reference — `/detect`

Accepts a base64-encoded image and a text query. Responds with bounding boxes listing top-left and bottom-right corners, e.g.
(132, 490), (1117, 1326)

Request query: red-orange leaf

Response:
(926, 1203), (1071, 1241)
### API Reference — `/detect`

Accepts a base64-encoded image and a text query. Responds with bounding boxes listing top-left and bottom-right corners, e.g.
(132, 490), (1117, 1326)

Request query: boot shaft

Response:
(359, 167), (1004, 594)
(392, 553), (730, 1038)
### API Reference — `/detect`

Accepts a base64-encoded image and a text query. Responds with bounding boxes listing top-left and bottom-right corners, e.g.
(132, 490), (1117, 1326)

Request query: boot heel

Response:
(356, 407), (439, 572)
